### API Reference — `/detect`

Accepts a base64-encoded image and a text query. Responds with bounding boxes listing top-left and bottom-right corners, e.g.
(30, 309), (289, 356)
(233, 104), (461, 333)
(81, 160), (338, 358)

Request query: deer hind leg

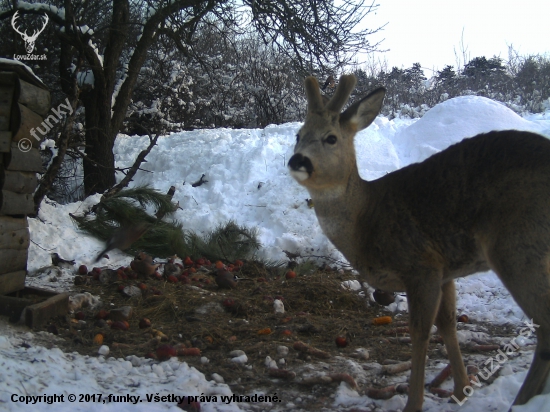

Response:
(403, 274), (444, 412)
(487, 247), (550, 407)
(513, 329), (550, 406)
(434, 281), (469, 402)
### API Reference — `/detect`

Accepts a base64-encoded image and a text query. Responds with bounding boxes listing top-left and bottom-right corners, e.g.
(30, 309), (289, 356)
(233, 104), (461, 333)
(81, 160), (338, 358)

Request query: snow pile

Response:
(0, 333), (240, 412)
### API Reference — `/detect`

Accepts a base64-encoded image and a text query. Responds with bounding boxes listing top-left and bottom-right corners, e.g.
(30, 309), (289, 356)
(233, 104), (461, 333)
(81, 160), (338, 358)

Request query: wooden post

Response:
(0, 190), (35, 215)
(0, 62), (51, 296)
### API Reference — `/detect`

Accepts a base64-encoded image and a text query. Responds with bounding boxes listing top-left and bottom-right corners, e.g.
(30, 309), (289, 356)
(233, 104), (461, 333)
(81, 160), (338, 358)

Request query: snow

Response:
(0, 57), (42, 83)
(3, 95), (550, 411)
(18, 1), (66, 19)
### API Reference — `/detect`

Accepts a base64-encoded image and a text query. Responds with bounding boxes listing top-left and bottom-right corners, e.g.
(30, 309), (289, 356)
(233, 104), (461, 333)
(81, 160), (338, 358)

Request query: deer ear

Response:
(305, 77), (324, 113)
(340, 87), (385, 132)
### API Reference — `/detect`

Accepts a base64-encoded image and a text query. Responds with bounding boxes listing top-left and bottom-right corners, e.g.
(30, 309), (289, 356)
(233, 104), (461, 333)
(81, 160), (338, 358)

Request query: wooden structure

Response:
(0, 60), (46, 296)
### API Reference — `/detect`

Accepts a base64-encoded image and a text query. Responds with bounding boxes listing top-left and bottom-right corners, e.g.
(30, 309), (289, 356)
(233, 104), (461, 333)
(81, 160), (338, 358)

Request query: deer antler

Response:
(29, 13), (49, 41)
(11, 11), (27, 38)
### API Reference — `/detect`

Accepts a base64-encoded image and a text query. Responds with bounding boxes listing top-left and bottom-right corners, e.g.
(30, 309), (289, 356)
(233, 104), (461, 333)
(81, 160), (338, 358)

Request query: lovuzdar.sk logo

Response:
(11, 10), (48, 61)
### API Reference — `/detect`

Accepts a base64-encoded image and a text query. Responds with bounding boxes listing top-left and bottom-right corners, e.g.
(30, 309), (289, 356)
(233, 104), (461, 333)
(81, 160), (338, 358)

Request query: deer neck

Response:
(308, 166), (368, 257)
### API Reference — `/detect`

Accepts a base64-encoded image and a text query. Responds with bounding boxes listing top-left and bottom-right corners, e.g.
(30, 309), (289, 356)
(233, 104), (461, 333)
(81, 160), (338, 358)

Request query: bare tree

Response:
(1, 0), (383, 196)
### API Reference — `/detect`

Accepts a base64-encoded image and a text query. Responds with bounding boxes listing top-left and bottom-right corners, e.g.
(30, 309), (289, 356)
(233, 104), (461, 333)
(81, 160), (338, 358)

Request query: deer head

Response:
(288, 75), (386, 193)
(12, 11), (49, 54)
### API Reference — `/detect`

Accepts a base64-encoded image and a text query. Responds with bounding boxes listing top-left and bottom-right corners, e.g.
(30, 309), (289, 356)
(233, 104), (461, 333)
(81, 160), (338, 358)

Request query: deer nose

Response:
(288, 153), (314, 175)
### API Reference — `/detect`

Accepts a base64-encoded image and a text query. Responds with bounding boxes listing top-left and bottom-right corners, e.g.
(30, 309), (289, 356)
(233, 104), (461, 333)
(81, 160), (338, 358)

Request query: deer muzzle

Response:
(288, 153), (313, 182)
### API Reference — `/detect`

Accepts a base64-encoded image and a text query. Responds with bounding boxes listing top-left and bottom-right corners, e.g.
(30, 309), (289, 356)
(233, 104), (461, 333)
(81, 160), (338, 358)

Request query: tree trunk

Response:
(82, 87), (116, 195)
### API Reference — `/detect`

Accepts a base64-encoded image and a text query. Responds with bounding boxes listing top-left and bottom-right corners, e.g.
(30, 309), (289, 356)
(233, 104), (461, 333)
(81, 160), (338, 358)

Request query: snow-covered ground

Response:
(2, 95), (550, 411)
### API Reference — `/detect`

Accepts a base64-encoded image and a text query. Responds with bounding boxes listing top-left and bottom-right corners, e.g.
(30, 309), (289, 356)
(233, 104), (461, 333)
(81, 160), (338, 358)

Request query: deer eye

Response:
(326, 135), (337, 145)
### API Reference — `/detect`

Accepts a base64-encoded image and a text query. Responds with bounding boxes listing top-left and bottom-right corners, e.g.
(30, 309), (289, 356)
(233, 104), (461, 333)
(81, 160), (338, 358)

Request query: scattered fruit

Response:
(95, 309), (109, 319)
(111, 321), (129, 331)
(177, 396), (201, 411)
(222, 298), (235, 307)
(258, 328), (272, 335)
(93, 333), (104, 345)
(167, 275), (178, 283)
(335, 336), (348, 348)
(152, 329), (169, 340)
(177, 347), (201, 356)
(285, 270), (296, 279)
(156, 344), (177, 361)
(139, 318), (151, 329)
(373, 289), (396, 306)
(457, 314), (469, 323)
(372, 316), (393, 325)
(78, 265), (88, 275)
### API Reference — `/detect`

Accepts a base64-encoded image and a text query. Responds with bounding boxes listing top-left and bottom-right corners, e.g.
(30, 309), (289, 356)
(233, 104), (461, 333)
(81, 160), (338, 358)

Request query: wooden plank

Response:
(25, 291), (70, 330)
(0, 270), (26, 296)
(0, 131), (11, 152)
(0, 84), (15, 131)
(0, 287), (63, 322)
(0, 292), (31, 319)
(2, 171), (38, 194)
(4, 143), (43, 172)
(0, 216), (28, 232)
(0, 228), (29, 250)
(0, 249), (27, 276)
(17, 79), (51, 116)
(12, 103), (43, 147)
(0, 190), (34, 216)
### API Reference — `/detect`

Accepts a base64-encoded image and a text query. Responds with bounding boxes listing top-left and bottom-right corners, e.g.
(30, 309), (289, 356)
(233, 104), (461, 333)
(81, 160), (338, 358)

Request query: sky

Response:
(361, 0), (550, 75)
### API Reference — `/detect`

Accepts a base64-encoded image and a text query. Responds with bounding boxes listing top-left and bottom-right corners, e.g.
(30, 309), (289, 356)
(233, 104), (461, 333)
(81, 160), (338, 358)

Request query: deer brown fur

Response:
(288, 74), (550, 411)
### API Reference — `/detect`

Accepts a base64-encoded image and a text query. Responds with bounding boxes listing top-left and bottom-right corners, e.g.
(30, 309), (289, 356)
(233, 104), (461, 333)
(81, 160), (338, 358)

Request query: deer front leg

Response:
(435, 281), (469, 402)
(404, 276), (443, 412)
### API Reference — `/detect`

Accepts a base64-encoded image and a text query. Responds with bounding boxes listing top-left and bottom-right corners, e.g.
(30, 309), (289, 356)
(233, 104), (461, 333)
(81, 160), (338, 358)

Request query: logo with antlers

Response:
(11, 11), (49, 54)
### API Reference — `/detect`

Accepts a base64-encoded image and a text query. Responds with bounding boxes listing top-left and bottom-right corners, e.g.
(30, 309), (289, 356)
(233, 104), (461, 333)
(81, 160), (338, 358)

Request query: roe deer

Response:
(288, 74), (550, 411)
